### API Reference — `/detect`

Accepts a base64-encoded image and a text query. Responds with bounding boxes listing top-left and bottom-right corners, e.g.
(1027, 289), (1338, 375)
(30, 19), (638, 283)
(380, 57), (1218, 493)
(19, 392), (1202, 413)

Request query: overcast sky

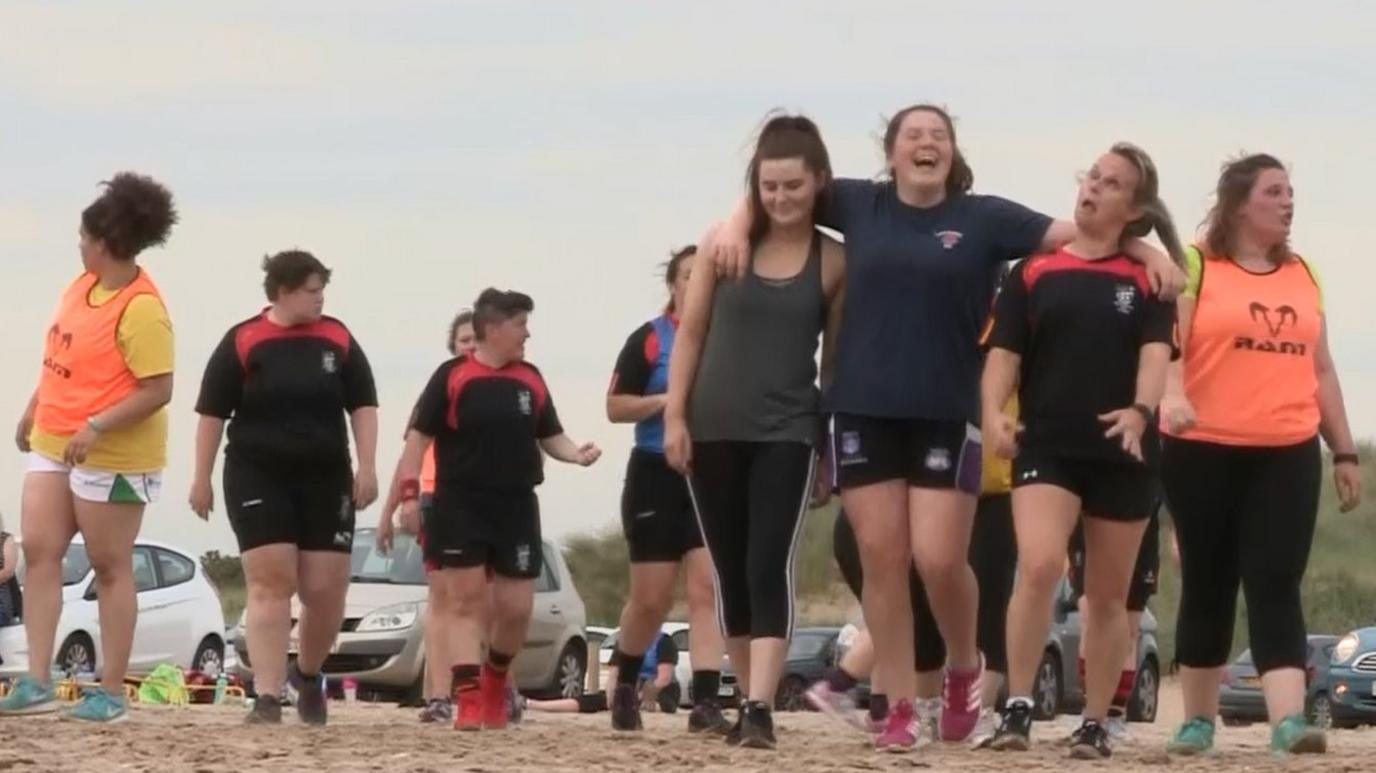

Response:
(2, 1), (1373, 558)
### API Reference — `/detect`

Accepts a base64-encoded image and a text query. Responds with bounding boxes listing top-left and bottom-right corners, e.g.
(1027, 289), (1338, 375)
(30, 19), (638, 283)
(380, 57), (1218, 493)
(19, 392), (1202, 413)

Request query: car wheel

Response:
(57, 633), (96, 676)
(1308, 693), (1332, 729)
(1126, 657), (1159, 722)
(551, 641), (585, 699)
(192, 635), (225, 677)
(1033, 650), (1062, 721)
(774, 675), (806, 712)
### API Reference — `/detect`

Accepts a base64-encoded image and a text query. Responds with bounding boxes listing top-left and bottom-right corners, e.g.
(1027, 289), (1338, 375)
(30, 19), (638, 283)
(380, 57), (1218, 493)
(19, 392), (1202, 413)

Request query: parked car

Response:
(596, 623), (738, 707)
(775, 626), (841, 711)
(233, 528), (588, 702)
(1328, 625), (1376, 728)
(1220, 635), (1338, 727)
(1034, 577), (1161, 722)
(1, 538), (227, 679)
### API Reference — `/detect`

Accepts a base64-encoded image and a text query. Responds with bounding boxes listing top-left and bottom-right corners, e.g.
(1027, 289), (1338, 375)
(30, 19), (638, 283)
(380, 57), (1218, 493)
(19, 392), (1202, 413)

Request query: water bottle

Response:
(342, 677), (357, 703)
(213, 673), (228, 704)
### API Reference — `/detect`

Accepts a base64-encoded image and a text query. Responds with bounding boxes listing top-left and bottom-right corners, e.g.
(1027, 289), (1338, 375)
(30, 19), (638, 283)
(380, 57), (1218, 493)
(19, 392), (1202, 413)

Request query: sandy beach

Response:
(2, 680), (1373, 772)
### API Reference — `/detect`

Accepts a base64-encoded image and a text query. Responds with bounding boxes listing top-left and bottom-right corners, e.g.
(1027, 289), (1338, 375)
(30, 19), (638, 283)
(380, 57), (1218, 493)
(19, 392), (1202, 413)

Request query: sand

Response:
(2, 680), (1373, 772)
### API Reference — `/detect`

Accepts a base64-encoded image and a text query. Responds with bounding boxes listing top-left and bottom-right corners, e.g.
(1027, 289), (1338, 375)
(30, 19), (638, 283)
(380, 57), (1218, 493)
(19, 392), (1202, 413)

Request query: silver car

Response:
(234, 528), (588, 701)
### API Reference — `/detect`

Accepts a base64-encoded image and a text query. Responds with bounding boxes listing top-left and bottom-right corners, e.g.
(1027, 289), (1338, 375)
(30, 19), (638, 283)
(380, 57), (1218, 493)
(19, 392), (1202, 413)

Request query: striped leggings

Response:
(687, 441), (815, 639)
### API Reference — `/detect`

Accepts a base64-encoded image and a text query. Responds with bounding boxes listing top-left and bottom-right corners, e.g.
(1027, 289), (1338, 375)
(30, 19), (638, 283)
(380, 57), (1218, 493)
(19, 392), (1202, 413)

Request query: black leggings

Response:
(688, 441), (815, 639)
(1163, 435), (1321, 674)
(833, 493), (1017, 673)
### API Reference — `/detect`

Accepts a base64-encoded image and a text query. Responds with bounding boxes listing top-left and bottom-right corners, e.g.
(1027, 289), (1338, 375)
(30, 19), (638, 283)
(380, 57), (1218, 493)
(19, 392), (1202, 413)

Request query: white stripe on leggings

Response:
(783, 453), (818, 640)
(685, 473), (729, 638)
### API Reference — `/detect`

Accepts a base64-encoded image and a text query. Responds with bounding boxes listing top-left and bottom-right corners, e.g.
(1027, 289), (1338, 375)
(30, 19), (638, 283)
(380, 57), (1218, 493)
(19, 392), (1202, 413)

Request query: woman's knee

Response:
(1015, 555), (1064, 596)
(248, 571), (297, 603)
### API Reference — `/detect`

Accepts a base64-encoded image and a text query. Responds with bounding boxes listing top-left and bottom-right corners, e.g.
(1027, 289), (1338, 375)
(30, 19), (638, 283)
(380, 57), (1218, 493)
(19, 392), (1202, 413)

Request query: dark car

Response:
(1219, 635), (1339, 727)
(775, 627), (841, 711)
(1328, 626), (1376, 728)
(1034, 577), (1161, 722)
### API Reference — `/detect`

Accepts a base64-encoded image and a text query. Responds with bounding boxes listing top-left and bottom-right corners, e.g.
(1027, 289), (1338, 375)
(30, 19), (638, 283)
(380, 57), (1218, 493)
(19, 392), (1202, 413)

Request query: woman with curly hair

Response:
(2, 172), (178, 723)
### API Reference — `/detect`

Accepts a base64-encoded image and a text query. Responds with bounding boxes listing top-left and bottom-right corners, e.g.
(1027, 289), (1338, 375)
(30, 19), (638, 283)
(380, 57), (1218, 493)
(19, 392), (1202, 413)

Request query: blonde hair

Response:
(1110, 142), (1185, 266)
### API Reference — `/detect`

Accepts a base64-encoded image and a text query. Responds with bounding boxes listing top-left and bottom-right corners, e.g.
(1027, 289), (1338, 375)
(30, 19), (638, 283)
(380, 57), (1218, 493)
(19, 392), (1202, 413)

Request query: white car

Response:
(0, 538), (228, 679)
(597, 622), (737, 707)
(235, 528), (590, 701)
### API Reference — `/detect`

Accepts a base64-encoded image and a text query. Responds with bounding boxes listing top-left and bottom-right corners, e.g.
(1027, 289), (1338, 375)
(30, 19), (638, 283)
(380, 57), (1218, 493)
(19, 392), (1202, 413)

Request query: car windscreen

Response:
(788, 632), (833, 660)
(350, 528), (426, 585)
(62, 544), (92, 586)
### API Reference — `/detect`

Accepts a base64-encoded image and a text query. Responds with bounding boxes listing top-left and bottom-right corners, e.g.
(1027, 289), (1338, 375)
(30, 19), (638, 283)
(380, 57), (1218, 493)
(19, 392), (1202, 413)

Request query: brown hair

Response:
(662, 245), (695, 313)
(1201, 153), (1290, 263)
(447, 309), (474, 355)
(262, 250), (331, 300)
(746, 113), (832, 247)
(81, 172), (178, 261)
(882, 104), (974, 197)
(1109, 142), (1185, 266)
(472, 288), (534, 341)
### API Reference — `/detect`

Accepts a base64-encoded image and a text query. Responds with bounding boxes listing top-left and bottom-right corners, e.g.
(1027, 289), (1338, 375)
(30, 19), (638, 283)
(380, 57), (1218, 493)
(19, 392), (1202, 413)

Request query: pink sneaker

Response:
(875, 699), (919, 753)
(940, 661), (983, 742)
(805, 681), (866, 732)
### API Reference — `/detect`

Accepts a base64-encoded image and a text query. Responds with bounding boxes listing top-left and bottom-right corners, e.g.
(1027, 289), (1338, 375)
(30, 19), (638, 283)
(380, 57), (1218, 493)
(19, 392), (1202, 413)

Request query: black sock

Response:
(692, 670), (720, 705)
(451, 663), (480, 694)
(869, 693), (889, 722)
(487, 649), (514, 673)
(825, 667), (858, 693)
(614, 649), (643, 687)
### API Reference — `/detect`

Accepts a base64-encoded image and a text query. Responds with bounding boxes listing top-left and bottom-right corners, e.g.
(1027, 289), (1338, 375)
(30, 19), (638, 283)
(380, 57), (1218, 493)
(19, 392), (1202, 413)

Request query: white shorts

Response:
(26, 453), (163, 504)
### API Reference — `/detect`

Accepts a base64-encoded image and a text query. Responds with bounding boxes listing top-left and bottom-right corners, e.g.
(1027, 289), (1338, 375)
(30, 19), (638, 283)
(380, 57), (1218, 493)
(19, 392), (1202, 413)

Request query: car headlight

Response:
(1333, 634), (1359, 664)
(357, 603), (419, 633)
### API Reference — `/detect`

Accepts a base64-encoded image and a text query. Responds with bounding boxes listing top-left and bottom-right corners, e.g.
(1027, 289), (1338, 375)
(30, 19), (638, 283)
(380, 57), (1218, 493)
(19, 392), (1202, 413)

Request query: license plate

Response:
(1241, 676), (1261, 687)
(287, 639), (340, 654)
(719, 685), (734, 697)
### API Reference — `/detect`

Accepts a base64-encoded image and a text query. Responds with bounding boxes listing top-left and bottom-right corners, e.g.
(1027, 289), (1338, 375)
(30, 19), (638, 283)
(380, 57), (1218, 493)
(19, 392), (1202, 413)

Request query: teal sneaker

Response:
(1165, 715), (1216, 756)
(61, 689), (128, 723)
(0, 675), (58, 715)
(1270, 713), (1325, 755)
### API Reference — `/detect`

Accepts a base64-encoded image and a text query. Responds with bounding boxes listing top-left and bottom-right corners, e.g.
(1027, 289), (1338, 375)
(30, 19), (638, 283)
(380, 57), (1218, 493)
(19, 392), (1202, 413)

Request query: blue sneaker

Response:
(0, 675), (58, 715)
(61, 689), (128, 723)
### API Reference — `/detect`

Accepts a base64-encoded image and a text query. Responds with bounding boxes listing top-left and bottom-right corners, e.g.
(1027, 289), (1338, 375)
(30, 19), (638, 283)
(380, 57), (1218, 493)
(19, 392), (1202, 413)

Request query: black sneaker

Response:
(725, 709), (745, 746)
(1068, 719), (1112, 760)
(293, 666), (328, 726)
(688, 702), (733, 735)
(739, 701), (777, 750)
(245, 694), (283, 725)
(418, 698), (453, 724)
(989, 701), (1032, 751)
(610, 684), (642, 731)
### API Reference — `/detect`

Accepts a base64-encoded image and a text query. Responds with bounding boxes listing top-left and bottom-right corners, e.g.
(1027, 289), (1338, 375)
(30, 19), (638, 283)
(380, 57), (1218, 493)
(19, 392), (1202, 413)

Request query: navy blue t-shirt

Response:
(820, 179), (1052, 422)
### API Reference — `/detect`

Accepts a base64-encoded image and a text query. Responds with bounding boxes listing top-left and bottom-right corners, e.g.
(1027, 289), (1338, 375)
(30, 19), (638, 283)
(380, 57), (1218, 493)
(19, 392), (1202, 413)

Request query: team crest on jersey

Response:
(515, 543), (531, 573)
(838, 431), (867, 466)
(1114, 284), (1136, 315)
(934, 230), (964, 249)
(321, 351), (337, 373)
(925, 447), (951, 472)
(517, 389), (532, 415)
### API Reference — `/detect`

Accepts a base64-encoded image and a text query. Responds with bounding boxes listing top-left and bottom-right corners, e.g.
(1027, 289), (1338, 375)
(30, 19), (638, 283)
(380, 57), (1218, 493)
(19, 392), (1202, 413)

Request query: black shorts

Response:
(423, 488), (542, 579)
(1012, 451), (1158, 522)
(832, 414), (982, 493)
(621, 449), (703, 563)
(1069, 503), (1161, 611)
(223, 454), (355, 553)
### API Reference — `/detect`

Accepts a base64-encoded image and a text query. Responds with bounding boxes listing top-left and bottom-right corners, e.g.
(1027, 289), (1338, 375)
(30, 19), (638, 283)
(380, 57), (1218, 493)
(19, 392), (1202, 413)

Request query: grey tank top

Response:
(689, 232), (826, 444)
